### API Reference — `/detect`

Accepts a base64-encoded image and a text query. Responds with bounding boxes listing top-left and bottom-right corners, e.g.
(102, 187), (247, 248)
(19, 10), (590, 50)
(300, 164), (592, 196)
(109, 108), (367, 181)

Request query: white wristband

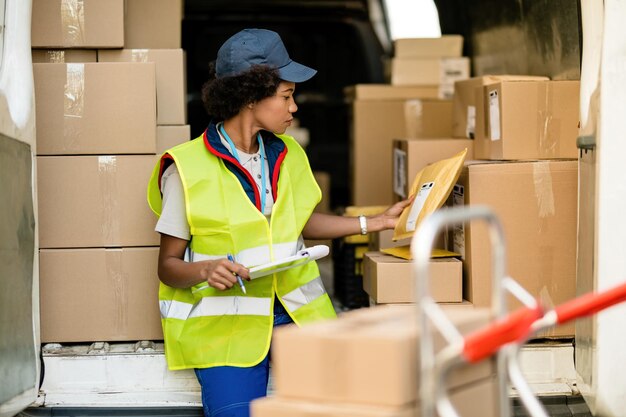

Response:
(358, 215), (368, 235)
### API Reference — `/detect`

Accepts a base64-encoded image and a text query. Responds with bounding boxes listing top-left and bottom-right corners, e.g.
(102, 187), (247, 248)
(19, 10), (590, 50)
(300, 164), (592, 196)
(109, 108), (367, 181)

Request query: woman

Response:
(147, 28), (411, 417)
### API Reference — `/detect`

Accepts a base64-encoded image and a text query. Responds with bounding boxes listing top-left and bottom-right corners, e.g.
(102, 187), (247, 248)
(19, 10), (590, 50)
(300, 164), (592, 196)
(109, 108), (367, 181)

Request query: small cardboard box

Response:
(347, 85), (443, 206)
(98, 49), (187, 125)
(454, 160), (578, 337)
(157, 125), (191, 155)
(124, 0), (184, 49)
(363, 251), (462, 304)
(273, 305), (494, 406)
(394, 35), (464, 58)
(451, 75), (549, 139)
(31, 0), (124, 48)
(37, 155), (160, 248)
(476, 80), (580, 160)
(32, 50), (97, 63)
(39, 247), (163, 343)
(404, 99), (453, 139)
(33, 63), (156, 155)
(391, 57), (470, 98)
(252, 376), (498, 417)
(393, 138), (474, 200)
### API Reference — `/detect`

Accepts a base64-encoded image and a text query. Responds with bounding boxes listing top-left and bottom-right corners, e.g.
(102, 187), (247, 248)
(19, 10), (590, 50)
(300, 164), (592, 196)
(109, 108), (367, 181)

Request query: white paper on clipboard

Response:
(249, 245), (329, 279)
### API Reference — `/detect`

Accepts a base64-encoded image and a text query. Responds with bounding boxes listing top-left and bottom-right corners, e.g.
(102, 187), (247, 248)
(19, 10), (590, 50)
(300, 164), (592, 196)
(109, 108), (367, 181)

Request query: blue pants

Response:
(194, 300), (294, 417)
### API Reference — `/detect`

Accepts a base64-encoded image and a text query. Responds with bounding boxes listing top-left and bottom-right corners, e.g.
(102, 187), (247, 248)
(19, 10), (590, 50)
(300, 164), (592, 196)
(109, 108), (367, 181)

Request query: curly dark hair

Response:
(201, 62), (282, 121)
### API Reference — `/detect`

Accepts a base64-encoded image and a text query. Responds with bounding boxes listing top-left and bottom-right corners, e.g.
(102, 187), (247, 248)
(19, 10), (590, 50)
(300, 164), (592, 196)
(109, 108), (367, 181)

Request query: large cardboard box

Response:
(454, 160), (578, 337)
(31, 0), (124, 48)
(37, 155), (160, 248)
(273, 305), (494, 406)
(124, 0), (184, 49)
(451, 75), (549, 139)
(393, 138), (474, 200)
(98, 49), (187, 125)
(157, 125), (191, 155)
(394, 35), (464, 58)
(404, 99), (453, 138)
(363, 252), (462, 303)
(348, 85), (442, 205)
(476, 80), (580, 160)
(39, 247), (163, 343)
(253, 376), (497, 417)
(32, 50), (97, 63)
(33, 63), (157, 155)
(391, 57), (470, 98)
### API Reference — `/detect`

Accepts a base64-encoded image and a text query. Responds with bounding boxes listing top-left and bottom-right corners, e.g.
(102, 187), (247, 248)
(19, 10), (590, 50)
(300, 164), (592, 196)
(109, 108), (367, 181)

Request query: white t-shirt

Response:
(155, 133), (274, 240)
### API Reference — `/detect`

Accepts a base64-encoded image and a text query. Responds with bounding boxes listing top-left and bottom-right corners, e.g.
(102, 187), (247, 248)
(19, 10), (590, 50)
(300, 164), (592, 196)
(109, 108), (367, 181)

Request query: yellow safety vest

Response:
(147, 130), (336, 370)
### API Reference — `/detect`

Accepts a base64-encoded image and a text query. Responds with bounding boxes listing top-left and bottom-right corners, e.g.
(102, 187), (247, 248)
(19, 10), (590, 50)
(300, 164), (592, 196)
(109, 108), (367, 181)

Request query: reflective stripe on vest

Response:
(281, 276), (326, 312)
(160, 296), (272, 319)
(189, 240), (301, 266)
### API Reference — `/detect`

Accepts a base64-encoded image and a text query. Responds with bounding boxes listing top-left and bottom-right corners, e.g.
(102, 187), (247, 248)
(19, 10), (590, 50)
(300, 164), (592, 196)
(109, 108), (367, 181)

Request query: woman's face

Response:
(252, 81), (298, 134)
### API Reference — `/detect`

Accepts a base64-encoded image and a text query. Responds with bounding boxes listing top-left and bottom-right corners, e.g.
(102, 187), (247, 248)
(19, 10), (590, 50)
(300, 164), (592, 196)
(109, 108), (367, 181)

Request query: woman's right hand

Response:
(199, 258), (250, 291)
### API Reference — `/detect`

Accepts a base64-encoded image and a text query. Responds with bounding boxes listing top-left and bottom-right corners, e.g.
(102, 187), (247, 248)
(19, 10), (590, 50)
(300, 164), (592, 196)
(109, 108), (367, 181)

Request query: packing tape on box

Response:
(61, 0), (85, 46)
(99, 156), (121, 243)
(47, 50), (66, 63)
(64, 63), (84, 151)
(131, 49), (150, 62)
(532, 161), (555, 219)
(537, 82), (561, 157)
(105, 249), (128, 333)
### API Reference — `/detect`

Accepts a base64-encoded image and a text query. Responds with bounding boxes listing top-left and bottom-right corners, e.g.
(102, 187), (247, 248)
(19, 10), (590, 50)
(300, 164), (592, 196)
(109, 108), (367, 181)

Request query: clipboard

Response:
(249, 245), (330, 279)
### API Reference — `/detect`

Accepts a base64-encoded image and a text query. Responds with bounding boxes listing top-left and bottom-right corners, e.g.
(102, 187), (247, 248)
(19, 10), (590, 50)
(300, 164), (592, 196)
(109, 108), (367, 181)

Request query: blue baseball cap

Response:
(216, 29), (317, 82)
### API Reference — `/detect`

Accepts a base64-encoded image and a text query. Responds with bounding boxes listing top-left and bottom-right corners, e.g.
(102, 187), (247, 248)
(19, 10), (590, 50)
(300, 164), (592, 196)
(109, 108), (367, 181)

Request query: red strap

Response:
(555, 281), (626, 324)
(462, 304), (543, 363)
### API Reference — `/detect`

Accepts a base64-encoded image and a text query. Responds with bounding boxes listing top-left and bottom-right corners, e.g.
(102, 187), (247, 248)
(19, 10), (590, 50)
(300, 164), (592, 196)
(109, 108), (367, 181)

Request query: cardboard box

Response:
(33, 63), (157, 155)
(476, 80), (580, 160)
(404, 99), (453, 138)
(345, 84), (441, 101)
(37, 155), (160, 248)
(349, 85), (444, 205)
(32, 50), (97, 63)
(363, 252), (462, 303)
(394, 35), (464, 58)
(391, 57), (470, 98)
(393, 138), (474, 199)
(451, 75), (549, 139)
(31, 0), (124, 48)
(273, 305), (494, 406)
(157, 125), (191, 155)
(39, 247), (163, 343)
(98, 49), (187, 125)
(252, 376), (498, 417)
(124, 0), (183, 49)
(454, 160), (578, 337)
(313, 171), (332, 214)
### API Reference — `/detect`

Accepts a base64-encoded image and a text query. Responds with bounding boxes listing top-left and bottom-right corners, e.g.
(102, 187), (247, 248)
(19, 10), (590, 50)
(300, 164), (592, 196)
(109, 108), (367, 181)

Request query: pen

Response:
(227, 253), (247, 294)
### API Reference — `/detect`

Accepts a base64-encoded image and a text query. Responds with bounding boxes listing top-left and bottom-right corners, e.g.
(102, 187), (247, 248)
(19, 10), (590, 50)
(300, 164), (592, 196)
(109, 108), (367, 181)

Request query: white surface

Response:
(249, 245), (329, 278)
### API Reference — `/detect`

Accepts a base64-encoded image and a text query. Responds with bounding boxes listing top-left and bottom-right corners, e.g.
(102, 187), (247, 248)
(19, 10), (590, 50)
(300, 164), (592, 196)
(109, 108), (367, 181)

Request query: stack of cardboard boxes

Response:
(33, 0), (186, 343)
(251, 305), (499, 416)
(355, 37), (580, 338)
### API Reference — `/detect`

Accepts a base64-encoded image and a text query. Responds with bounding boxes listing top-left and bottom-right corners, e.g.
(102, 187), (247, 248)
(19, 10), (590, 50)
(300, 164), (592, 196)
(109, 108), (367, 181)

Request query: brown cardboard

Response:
(39, 247), (163, 343)
(393, 138), (474, 200)
(362, 252), (462, 303)
(349, 85), (446, 205)
(37, 155), (160, 248)
(124, 0), (183, 49)
(157, 125), (191, 155)
(368, 229), (410, 252)
(31, 0), (124, 48)
(451, 75), (549, 139)
(313, 171), (332, 214)
(455, 160), (578, 337)
(404, 99), (453, 138)
(391, 58), (470, 99)
(345, 85), (441, 101)
(252, 376), (497, 417)
(98, 49), (187, 125)
(394, 35), (464, 58)
(273, 305), (494, 406)
(476, 80), (580, 160)
(33, 63), (156, 155)
(32, 50), (98, 63)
